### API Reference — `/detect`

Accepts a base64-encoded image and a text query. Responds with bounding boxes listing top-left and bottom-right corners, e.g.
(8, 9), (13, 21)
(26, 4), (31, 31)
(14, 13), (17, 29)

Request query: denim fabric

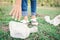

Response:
(22, 0), (36, 16)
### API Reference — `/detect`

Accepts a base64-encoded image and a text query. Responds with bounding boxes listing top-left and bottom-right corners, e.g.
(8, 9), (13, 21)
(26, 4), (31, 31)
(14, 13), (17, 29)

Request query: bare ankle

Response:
(31, 15), (36, 19)
(23, 16), (28, 21)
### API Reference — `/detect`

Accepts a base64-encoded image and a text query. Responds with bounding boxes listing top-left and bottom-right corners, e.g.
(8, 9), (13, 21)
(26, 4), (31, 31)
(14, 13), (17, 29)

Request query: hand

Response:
(9, 5), (21, 21)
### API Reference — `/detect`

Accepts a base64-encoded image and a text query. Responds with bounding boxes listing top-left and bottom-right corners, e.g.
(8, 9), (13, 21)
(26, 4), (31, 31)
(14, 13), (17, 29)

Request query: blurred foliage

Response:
(37, 0), (60, 7)
(0, 0), (60, 7)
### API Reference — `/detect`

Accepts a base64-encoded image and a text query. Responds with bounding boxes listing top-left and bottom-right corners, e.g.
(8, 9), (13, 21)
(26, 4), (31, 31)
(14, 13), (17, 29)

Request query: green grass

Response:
(0, 6), (60, 40)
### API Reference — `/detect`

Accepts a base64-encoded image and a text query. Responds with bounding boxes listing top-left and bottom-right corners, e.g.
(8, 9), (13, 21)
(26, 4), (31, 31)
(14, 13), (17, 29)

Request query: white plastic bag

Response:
(9, 21), (30, 39)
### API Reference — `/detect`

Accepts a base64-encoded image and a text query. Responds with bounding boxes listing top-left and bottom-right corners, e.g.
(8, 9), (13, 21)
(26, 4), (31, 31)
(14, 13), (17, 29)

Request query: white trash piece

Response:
(9, 21), (38, 39)
(44, 15), (60, 26)
(44, 16), (52, 24)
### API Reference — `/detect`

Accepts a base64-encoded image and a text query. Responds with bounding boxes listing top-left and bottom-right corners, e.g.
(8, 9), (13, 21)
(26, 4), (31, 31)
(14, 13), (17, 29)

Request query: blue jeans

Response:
(22, 0), (36, 16)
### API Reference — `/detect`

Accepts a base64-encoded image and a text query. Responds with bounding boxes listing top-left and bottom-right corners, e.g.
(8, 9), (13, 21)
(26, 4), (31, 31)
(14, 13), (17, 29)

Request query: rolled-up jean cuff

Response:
(31, 12), (36, 16)
(22, 11), (28, 16)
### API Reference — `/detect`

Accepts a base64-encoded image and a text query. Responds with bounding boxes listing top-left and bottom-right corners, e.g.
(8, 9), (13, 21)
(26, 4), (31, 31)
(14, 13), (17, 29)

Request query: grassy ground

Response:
(0, 5), (60, 40)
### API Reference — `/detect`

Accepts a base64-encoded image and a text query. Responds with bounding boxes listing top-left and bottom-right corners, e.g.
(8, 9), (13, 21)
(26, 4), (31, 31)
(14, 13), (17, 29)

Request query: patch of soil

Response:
(1, 24), (9, 32)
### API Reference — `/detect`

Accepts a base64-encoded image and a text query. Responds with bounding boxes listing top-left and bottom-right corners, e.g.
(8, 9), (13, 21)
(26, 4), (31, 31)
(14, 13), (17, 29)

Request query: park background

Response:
(0, 0), (60, 40)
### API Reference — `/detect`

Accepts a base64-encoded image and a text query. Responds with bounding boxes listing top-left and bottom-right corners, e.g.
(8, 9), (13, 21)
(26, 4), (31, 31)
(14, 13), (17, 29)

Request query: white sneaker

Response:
(30, 18), (38, 26)
(20, 20), (29, 24)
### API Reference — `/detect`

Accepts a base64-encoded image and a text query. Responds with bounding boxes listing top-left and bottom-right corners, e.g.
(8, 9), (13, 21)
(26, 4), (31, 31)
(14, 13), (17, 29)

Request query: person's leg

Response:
(22, 0), (28, 20)
(30, 0), (36, 19)
(30, 0), (38, 25)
